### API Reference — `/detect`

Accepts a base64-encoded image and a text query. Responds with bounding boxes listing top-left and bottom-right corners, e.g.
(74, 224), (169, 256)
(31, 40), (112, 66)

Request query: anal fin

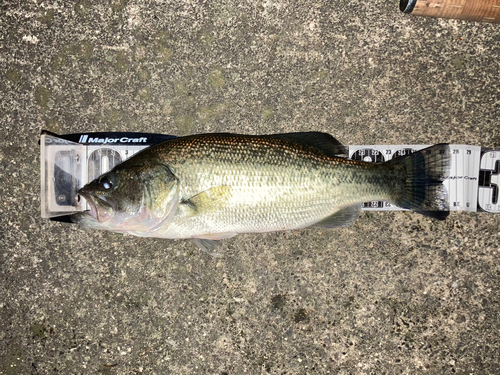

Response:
(311, 204), (361, 229)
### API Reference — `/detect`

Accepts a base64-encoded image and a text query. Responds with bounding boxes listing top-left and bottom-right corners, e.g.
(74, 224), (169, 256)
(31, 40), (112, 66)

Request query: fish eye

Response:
(100, 176), (113, 190)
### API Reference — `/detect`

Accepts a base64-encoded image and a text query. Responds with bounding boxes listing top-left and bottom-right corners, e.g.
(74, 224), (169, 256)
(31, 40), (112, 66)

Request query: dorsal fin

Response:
(264, 132), (347, 158)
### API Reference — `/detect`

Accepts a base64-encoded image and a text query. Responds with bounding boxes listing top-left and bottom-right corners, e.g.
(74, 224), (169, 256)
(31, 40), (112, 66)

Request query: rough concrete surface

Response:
(1, 0), (500, 374)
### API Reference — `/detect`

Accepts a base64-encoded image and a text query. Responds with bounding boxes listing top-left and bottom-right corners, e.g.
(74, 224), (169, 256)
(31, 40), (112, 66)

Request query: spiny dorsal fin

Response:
(264, 132), (348, 158)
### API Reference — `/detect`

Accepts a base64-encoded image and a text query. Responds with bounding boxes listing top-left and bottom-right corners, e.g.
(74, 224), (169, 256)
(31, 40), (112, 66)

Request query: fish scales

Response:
(139, 135), (393, 237)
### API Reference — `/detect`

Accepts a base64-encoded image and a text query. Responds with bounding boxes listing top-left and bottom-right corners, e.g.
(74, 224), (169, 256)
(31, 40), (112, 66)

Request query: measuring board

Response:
(40, 131), (500, 219)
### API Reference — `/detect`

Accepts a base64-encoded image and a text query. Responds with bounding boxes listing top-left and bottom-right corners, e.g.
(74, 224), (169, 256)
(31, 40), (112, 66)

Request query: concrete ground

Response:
(1, 0), (500, 374)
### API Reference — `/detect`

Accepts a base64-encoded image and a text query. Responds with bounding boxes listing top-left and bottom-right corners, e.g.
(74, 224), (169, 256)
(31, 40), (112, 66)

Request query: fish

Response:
(71, 132), (450, 255)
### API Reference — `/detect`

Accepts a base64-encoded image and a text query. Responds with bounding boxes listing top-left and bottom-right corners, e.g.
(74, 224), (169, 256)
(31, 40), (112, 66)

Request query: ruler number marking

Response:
(478, 152), (500, 212)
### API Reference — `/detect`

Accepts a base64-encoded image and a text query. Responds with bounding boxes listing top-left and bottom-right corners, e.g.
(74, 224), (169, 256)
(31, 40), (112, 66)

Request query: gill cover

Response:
(134, 163), (180, 232)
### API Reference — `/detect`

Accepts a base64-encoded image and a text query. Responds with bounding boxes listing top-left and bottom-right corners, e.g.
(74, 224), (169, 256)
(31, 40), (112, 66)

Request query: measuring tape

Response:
(40, 131), (500, 218)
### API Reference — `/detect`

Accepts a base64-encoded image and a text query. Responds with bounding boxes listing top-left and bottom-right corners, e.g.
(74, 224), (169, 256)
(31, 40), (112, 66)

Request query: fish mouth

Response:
(76, 189), (114, 223)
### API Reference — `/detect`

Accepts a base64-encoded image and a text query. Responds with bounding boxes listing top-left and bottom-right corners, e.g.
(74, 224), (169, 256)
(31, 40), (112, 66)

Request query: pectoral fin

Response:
(182, 186), (232, 215)
(311, 204), (361, 229)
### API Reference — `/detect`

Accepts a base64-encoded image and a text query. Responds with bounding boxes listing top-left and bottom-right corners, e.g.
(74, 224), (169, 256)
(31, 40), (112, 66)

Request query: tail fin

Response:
(387, 144), (450, 220)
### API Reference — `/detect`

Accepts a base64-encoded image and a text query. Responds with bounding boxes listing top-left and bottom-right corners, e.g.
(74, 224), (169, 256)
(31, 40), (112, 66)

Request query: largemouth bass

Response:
(72, 132), (450, 254)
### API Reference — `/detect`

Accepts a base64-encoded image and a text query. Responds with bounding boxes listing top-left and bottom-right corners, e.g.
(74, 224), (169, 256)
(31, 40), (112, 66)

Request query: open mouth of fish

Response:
(77, 190), (113, 223)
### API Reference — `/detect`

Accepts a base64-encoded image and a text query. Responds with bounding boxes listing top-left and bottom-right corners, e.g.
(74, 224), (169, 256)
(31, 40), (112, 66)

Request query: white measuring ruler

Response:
(41, 132), (500, 218)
